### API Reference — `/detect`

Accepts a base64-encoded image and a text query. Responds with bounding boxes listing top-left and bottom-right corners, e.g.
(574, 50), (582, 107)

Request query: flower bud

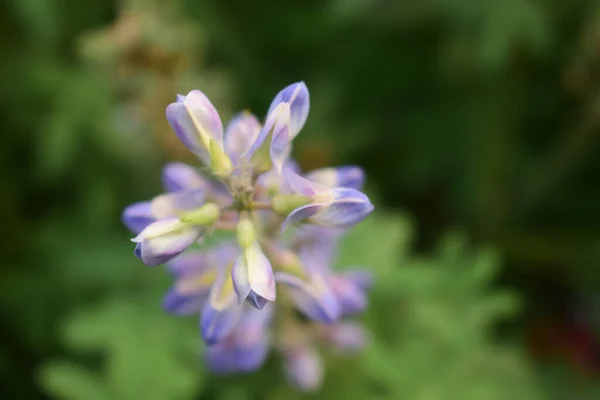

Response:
(179, 203), (220, 226)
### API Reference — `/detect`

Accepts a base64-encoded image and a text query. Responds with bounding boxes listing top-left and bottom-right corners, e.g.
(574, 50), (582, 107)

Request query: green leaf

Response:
(39, 362), (109, 400)
(337, 211), (413, 275)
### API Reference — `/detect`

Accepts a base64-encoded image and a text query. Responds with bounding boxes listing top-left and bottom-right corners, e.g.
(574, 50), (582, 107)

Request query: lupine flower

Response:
(122, 81), (373, 392)
(276, 167), (374, 230)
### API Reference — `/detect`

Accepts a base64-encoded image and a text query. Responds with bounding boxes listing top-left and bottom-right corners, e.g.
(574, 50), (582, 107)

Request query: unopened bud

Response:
(179, 203), (220, 226)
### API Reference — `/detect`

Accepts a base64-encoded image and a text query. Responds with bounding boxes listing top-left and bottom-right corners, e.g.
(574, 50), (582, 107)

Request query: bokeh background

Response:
(1, 0), (600, 398)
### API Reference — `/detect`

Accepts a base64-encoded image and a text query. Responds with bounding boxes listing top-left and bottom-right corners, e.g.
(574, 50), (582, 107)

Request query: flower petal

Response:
(342, 269), (373, 291)
(150, 189), (206, 220)
(267, 82), (310, 139)
(322, 322), (367, 352)
(224, 112), (262, 165)
(310, 188), (374, 229)
(166, 251), (209, 277)
(122, 201), (155, 234)
(232, 254), (251, 304)
(245, 103), (291, 172)
(132, 218), (203, 266)
(166, 90), (223, 164)
(206, 337), (269, 374)
(328, 274), (367, 316)
(280, 204), (322, 232)
(270, 120), (291, 173)
(232, 243), (276, 307)
(162, 288), (207, 315)
(283, 167), (330, 196)
(245, 243), (276, 302)
(201, 265), (242, 345)
(276, 272), (340, 323)
(305, 166), (365, 190)
(284, 345), (323, 392)
(162, 162), (207, 192)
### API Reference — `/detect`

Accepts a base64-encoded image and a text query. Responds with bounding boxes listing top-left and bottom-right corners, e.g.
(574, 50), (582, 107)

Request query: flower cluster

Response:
(122, 82), (374, 391)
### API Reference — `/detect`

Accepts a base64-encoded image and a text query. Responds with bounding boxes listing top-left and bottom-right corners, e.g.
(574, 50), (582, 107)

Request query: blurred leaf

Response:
(337, 211), (413, 275)
(39, 362), (109, 400)
(43, 292), (204, 400)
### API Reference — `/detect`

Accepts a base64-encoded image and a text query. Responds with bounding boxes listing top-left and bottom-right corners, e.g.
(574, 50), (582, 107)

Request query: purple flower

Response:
(121, 201), (154, 235)
(232, 242), (276, 309)
(162, 245), (236, 315)
(283, 343), (323, 392)
(131, 218), (206, 266)
(122, 188), (205, 235)
(281, 168), (374, 230)
(246, 82), (309, 173)
(124, 81), (375, 392)
(166, 90), (224, 166)
(232, 219), (276, 309)
(276, 271), (341, 323)
(200, 267), (243, 345)
(205, 304), (273, 374)
(267, 82), (310, 139)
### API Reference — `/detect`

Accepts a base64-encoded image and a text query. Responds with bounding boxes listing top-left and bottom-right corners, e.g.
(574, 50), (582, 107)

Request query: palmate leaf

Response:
(317, 214), (543, 400)
(41, 289), (205, 400)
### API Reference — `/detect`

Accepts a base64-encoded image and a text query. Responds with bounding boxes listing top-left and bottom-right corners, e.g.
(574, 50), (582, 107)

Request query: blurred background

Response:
(1, 0), (600, 398)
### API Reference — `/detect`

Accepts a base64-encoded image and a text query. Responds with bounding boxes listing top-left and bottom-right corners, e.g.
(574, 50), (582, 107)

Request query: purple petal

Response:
(270, 121), (291, 173)
(280, 204), (322, 232)
(245, 103), (290, 165)
(134, 243), (142, 259)
(276, 272), (340, 323)
(205, 315), (270, 374)
(328, 274), (367, 316)
(206, 338), (269, 374)
(224, 112), (261, 165)
(239, 302), (275, 328)
(267, 82), (310, 139)
(283, 167), (330, 196)
(166, 251), (209, 277)
(342, 269), (373, 292)
(162, 162), (207, 192)
(323, 322), (367, 352)
(166, 90), (223, 164)
(284, 345), (323, 392)
(246, 292), (269, 310)
(310, 188), (374, 229)
(305, 166), (365, 190)
(296, 227), (342, 270)
(162, 288), (207, 315)
(122, 201), (155, 234)
(232, 254), (252, 304)
(150, 189), (205, 219)
(201, 265), (242, 345)
(232, 244), (276, 306)
(132, 218), (203, 266)
(201, 299), (243, 346)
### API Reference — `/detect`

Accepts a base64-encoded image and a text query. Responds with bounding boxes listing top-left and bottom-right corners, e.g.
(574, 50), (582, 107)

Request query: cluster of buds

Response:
(122, 82), (374, 391)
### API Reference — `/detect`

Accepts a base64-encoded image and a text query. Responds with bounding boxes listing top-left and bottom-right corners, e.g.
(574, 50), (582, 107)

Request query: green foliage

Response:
(40, 213), (543, 399)
(40, 289), (203, 400)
